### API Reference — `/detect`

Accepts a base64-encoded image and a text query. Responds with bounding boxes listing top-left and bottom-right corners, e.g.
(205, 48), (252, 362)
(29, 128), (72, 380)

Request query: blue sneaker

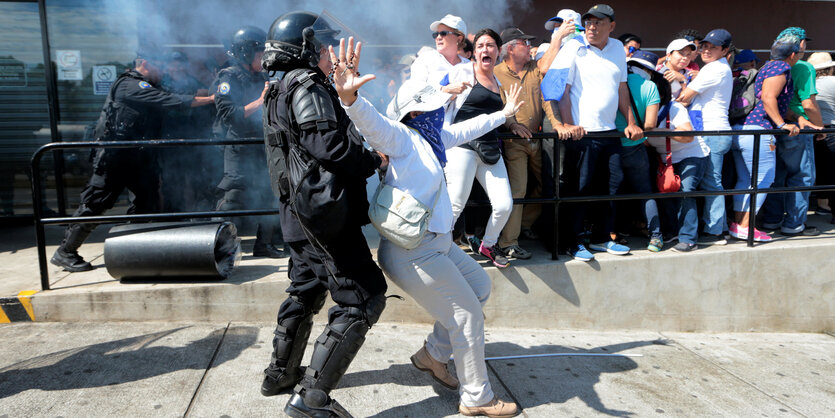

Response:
(589, 241), (630, 255)
(568, 245), (594, 262)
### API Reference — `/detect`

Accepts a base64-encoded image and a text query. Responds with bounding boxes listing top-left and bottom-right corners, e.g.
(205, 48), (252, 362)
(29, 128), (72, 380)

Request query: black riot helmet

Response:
(262, 11), (342, 72)
(227, 25), (267, 65)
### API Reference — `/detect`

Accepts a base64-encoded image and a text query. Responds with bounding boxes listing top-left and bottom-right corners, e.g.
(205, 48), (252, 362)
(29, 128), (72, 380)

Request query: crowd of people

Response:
(44, 5), (835, 418)
(393, 6), (834, 263)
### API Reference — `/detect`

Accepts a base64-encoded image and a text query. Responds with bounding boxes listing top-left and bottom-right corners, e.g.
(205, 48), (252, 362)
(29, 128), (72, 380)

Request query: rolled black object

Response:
(104, 222), (241, 279)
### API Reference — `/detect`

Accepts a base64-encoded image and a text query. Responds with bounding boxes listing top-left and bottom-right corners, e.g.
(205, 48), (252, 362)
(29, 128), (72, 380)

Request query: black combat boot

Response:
(253, 243), (287, 258)
(50, 224), (94, 272)
(253, 222), (287, 258)
(285, 388), (352, 418)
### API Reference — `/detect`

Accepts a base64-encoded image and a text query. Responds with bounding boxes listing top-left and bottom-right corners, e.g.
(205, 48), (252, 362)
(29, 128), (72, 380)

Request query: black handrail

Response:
(30, 129), (835, 290)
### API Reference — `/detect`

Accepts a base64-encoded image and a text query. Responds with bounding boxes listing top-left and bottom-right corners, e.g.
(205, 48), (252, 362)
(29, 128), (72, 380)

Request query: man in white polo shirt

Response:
(544, 3), (643, 261)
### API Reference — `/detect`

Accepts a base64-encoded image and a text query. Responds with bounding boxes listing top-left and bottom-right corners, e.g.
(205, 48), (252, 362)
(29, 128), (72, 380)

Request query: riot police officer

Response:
(159, 51), (216, 213)
(213, 26), (285, 258)
(259, 11), (387, 417)
(50, 50), (214, 272)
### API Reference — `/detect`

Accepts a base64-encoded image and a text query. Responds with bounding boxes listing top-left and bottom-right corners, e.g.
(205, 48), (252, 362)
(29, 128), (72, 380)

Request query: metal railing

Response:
(29, 128), (835, 290)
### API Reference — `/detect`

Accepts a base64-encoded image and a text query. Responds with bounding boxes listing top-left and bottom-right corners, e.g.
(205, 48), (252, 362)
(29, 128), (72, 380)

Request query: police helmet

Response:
(228, 26), (267, 65)
(262, 11), (340, 72)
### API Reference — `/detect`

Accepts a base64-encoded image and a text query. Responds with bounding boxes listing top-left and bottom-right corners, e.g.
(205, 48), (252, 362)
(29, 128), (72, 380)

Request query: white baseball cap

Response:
(666, 38), (697, 55)
(386, 80), (452, 122)
(545, 9), (582, 31)
(430, 14), (467, 36)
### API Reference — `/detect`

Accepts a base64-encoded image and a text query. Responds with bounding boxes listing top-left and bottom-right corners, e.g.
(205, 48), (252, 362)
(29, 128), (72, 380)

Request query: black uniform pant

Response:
(277, 226), (387, 325)
(73, 150), (160, 224)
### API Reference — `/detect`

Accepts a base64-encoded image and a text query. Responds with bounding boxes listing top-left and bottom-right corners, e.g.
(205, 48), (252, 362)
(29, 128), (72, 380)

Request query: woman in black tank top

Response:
(454, 79), (504, 163)
(445, 28), (519, 273)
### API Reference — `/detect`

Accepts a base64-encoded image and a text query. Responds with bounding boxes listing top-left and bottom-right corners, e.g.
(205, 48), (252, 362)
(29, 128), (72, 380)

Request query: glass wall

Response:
(0, 1), (51, 218)
(45, 0), (139, 214)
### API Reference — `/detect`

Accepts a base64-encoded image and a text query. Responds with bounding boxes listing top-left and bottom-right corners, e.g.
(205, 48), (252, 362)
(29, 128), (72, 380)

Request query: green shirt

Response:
(788, 60), (818, 118)
(616, 73), (660, 146)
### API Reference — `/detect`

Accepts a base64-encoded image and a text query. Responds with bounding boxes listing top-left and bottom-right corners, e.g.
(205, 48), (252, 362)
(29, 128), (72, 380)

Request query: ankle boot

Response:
(50, 224), (94, 272)
(284, 388), (352, 418)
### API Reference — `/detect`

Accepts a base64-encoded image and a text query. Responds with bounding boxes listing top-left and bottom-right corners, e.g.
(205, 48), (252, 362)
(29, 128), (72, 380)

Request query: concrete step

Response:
(13, 222), (835, 332)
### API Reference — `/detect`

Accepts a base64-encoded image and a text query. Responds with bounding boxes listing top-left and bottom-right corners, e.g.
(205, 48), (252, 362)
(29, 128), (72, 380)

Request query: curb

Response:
(0, 291), (38, 323)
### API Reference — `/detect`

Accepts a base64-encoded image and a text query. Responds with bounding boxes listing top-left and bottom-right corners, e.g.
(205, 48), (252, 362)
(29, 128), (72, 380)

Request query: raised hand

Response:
(329, 37), (376, 106)
(442, 81), (472, 95)
(502, 83), (526, 118)
(553, 19), (577, 42)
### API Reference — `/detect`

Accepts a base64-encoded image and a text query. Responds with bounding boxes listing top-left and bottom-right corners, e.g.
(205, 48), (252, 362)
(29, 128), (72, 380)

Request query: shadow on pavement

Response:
(340, 338), (669, 417)
(0, 325), (257, 399)
(486, 339), (670, 417)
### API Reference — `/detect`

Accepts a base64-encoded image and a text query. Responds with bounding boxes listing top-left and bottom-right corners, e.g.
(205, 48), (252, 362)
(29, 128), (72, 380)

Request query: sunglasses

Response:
(432, 30), (455, 39)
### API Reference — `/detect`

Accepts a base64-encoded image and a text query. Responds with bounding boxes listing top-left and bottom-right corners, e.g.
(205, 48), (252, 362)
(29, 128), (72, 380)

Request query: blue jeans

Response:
(731, 125), (776, 212)
(700, 134), (732, 234)
(762, 134), (816, 231)
(674, 156), (707, 244)
(612, 144), (660, 237)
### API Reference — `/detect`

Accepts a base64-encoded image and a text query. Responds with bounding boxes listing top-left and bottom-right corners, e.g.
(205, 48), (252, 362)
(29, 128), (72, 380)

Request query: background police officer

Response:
(159, 51), (217, 213)
(259, 11), (387, 418)
(50, 50), (215, 272)
(213, 26), (285, 258)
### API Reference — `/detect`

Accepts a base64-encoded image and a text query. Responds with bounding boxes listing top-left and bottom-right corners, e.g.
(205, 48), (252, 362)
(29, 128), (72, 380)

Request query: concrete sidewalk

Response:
(2, 216), (835, 331)
(0, 321), (832, 417)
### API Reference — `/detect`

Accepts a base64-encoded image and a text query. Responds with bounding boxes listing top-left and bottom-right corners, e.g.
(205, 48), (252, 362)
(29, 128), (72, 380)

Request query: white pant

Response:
(445, 146), (513, 247)
(378, 232), (494, 407)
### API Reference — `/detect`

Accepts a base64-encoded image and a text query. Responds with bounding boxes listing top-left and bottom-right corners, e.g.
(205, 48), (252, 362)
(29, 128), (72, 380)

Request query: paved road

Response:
(0, 322), (832, 417)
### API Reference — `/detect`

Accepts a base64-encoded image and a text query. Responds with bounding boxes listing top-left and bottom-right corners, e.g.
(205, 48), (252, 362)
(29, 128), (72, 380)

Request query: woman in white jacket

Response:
(410, 14), (473, 97)
(331, 37), (522, 418)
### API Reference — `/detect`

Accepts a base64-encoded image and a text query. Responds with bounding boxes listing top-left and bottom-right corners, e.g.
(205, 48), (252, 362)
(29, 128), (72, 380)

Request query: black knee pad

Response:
(301, 293), (387, 393)
(268, 292), (327, 376)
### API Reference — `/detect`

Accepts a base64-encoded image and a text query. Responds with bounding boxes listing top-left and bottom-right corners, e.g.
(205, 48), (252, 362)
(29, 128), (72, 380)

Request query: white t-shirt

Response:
(687, 58), (732, 132)
(647, 103), (710, 164)
(815, 76), (835, 125)
(556, 36), (628, 132)
(409, 47), (470, 88)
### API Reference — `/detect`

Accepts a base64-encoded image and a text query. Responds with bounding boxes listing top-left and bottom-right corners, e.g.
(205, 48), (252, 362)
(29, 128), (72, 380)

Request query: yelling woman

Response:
(443, 28), (517, 268)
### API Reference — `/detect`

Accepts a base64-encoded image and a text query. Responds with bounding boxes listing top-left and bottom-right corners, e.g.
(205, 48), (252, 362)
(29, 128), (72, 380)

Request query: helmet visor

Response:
(311, 10), (363, 49)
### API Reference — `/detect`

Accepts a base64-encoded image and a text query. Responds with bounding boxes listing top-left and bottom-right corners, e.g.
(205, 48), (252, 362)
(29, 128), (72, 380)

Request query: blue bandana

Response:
(403, 107), (446, 166)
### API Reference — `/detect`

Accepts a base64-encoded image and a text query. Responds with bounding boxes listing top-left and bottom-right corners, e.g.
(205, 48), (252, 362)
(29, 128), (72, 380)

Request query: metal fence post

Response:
(30, 148), (51, 290)
(748, 133), (761, 247)
(552, 137), (560, 260)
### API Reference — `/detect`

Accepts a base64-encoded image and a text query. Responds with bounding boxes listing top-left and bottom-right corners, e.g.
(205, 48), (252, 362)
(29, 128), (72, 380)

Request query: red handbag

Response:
(656, 115), (681, 193)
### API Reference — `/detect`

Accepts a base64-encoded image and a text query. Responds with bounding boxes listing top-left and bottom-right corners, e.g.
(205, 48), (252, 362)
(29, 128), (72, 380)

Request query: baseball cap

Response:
(777, 26), (811, 42)
(398, 53), (417, 67)
(430, 14), (467, 37)
(734, 49), (759, 64)
(386, 80), (452, 122)
(582, 4), (615, 22)
(807, 52), (835, 70)
(545, 9), (583, 31)
(666, 38), (696, 55)
(500, 27), (536, 45)
(702, 29), (732, 48)
(628, 50), (660, 73)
